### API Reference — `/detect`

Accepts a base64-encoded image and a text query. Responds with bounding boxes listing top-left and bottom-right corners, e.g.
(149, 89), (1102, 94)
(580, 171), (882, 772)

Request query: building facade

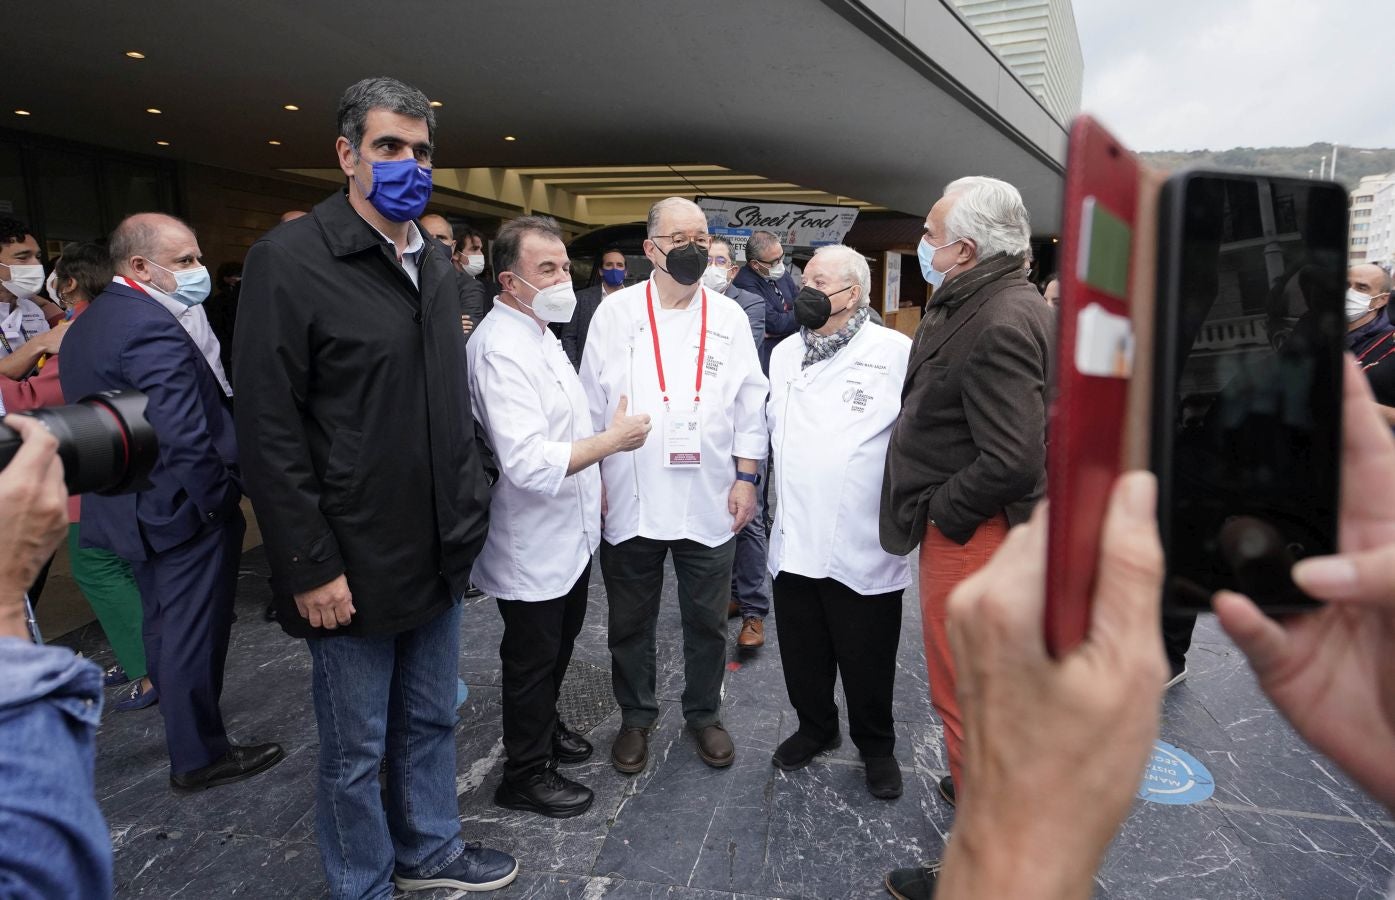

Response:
(952, 0), (1084, 126)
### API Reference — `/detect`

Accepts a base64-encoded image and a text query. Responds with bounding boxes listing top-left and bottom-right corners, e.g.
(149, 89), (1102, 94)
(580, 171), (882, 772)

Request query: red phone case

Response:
(1044, 117), (1142, 657)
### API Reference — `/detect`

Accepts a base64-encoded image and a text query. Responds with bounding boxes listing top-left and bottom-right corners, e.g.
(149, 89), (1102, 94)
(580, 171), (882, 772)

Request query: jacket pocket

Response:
(320, 427), (365, 517)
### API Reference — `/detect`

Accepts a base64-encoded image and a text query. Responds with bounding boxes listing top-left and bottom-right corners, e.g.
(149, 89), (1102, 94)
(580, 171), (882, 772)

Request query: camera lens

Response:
(0, 390), (159, 495)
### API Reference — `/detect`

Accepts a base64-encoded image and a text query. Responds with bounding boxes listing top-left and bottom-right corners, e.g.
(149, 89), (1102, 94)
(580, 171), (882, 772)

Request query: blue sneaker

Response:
(113, 680), (159, 712)
(393, 843), (518, 892)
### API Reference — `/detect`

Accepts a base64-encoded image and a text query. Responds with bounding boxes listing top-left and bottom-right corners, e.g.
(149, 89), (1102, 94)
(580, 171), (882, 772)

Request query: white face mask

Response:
(701, 265), (731, 293)
(1346, 287), (1379, 322)
(2, 263), (45, 299)
(511, 275), (577, 324)
(765, 260), (786, 280)
(462, 254), (486, 277)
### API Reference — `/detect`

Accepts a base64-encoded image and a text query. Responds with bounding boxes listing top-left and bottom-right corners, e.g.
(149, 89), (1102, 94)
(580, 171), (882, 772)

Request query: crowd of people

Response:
(2, 73), (1395, 900)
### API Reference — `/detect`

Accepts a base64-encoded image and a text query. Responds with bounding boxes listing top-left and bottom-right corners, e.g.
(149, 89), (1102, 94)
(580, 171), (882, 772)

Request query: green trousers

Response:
(67, 524), (147, 680)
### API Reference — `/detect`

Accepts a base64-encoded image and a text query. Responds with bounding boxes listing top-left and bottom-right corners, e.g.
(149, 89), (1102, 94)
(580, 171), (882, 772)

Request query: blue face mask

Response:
(918, 236), (962, 290)
(601, 267), (626, 287)
(149, 261), (211, 307)
(359, 158), (434, 223)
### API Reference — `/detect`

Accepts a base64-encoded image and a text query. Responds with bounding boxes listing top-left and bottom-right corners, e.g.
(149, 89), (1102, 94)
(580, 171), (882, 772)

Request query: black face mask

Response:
(794, 284), (854, 330)
(658, 241), (708, 286)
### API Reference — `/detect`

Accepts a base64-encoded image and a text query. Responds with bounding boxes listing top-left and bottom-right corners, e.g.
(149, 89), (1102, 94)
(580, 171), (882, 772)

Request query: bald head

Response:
(647, 197), (706, 238)
(1350, 263), (1392, 297)
(280, 210), (308, 223)
(420, 214), (453, 247)
(109, 213), (203, 294)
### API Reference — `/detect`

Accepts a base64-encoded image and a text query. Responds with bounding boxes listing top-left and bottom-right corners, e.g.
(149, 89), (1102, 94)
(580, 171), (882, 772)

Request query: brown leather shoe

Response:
(611, 725), (649, 774)
(693, 723), (735, 767)
(727, 600), (740, 618)
(737, 617), (765, 648)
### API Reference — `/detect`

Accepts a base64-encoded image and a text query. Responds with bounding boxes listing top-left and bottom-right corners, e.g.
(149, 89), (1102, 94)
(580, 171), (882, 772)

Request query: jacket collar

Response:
(312, 190), (432, 264)
(311, 190), (444, 300)
(99, 278), (164, 306)
(904, 274), (1014, 385)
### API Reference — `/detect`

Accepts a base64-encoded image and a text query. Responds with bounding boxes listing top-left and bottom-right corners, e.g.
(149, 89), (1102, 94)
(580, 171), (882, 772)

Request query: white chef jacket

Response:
(119, 278), (233, 397)
(766, 323), (913, 595)
(0, 298), (51, 359)
(468, 300), (602, 601)
(581, 279), (768, 548)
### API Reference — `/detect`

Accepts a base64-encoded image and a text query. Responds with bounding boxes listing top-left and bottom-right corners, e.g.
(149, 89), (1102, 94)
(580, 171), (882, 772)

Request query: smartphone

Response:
(1152, 170), (1347, 615)
(1044, 116), (1142, 657)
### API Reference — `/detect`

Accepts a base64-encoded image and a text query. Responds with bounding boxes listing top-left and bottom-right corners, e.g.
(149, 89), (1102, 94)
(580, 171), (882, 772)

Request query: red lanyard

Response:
(645, 281), (706, 409)
(1358, 332), (1395, 370)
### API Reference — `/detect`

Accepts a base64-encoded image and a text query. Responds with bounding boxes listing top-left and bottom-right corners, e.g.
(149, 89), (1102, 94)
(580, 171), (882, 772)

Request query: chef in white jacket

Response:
(580, 197), (768, 775)
(764, 243), (912, 800)
(468, 215), (651, 819)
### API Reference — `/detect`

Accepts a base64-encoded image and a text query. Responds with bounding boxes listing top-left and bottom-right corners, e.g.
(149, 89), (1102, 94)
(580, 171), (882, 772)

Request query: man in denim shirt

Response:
(0, 412), (112, 898)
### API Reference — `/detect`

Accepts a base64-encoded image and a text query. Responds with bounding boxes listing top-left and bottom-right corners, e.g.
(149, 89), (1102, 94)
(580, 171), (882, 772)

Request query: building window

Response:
(1354, 209), (1373, 217)
(1354, 223), (1370, 231)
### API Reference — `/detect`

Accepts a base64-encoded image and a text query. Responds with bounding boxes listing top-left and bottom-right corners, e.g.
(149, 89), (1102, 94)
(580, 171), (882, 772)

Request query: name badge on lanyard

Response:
(646, 282), (706, 469)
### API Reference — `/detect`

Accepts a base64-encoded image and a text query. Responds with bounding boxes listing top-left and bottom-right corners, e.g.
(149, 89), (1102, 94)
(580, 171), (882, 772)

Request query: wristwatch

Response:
(735, 471), (760, 485)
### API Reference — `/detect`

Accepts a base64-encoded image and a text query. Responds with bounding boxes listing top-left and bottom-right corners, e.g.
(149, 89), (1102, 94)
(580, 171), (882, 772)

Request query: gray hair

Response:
(942, 176), (1031, 260)
(337, 77), (436, 157)
(746, 230), (781, 265)
(646, 197), (705, 237)
(492, 215), (564, 277)
(811, 244), (872, 308)
(108, 213), (191, 273)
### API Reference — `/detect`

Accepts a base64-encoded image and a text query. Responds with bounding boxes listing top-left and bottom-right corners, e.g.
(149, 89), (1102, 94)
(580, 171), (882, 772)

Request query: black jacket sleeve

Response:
(459, 273), (487, 337)
(232, 240), (345, 594)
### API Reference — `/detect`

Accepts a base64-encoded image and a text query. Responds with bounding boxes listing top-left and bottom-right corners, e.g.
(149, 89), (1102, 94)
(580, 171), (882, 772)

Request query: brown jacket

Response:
(880, 269), (1054, 551)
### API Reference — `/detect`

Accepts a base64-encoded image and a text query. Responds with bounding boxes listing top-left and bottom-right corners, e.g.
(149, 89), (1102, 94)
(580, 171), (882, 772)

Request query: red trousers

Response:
(918, 513), (1009, 794)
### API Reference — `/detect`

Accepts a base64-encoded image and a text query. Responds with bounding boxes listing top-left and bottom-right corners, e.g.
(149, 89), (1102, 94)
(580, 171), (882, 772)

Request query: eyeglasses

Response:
(707, 255), (732, 267)
(651, 233), (712, 251)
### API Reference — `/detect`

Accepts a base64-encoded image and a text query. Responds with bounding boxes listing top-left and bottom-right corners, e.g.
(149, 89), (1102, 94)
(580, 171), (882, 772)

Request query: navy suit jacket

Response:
(60, 281), (241, 561)
(732, 265), (799, 374)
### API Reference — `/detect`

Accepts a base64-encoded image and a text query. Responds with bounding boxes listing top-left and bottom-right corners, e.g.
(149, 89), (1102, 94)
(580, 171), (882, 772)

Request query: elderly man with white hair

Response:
(581, 196), (769, 774)
(880, 176), (1054, 900)
(765, 243), (912, 799)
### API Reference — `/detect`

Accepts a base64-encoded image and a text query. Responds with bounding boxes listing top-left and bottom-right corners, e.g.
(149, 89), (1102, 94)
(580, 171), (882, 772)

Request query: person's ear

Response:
(1375, 291), (1391, 311)
(335, 136), (357, 179)
(956, 238), (977, 266)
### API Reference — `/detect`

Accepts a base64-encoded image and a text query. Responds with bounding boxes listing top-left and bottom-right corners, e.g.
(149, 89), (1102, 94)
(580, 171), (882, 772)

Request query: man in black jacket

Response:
(234, 77), (517, 897)
(561, 246), (627, 369)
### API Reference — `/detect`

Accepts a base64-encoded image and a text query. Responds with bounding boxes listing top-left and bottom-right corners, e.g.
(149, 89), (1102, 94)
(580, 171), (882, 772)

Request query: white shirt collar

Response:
(491, 295), (552, 342)
(365, 219), (426, 262)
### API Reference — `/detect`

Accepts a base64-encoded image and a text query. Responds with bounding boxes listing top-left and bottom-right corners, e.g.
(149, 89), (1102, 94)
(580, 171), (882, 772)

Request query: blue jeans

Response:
(307, 600), (466, 900)
(730, 459), (771, 618)
(0, 639), (112, 899)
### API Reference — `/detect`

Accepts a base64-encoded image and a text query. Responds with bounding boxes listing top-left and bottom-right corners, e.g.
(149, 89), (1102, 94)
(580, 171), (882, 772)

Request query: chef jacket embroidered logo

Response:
(842, 385), (872, 412)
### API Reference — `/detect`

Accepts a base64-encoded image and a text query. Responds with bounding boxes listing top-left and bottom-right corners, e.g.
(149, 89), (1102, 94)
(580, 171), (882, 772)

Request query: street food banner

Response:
(697, 196), (860, 258)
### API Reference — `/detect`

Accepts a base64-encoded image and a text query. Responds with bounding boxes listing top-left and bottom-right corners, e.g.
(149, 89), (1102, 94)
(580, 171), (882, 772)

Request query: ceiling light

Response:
(504, 135), (517, 141)
(155, 140), (170, 146)
(125, 51), (145, 59)
(145, 107), (162, 115)
(268, 140), (282, 146)
(283, 104), (299, 111)
(13, 109), (30, 116)
(429, 100), (443, 108)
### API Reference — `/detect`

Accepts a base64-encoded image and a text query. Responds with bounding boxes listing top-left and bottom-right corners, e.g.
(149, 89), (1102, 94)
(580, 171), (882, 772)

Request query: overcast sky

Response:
(1073, 0), (1394, 152)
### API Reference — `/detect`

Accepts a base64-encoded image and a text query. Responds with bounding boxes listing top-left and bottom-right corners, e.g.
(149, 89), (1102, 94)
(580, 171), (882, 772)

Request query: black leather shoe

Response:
(553, 720), (593, 764)
(612, 725), (649, 774)
(494, 765), (593, 818)
(885, 864), (939, 900)
(463, 582), (485, 599)
(937, 774), (956, 807)
(772, 730), (841, 771)
(170, 742), (285, 792)
(865, 756), (903, 799)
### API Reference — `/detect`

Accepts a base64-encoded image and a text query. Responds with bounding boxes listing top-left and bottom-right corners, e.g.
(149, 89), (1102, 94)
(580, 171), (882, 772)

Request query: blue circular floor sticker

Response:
(1137, 740), (1215, 805)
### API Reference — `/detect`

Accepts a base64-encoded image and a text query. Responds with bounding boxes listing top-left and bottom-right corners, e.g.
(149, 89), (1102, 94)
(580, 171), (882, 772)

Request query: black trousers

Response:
(1163, 611), (1197, 669)
(497, 562), (590, 781)
(130, 510), (244, 774)
(772, 572), (902, 757)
